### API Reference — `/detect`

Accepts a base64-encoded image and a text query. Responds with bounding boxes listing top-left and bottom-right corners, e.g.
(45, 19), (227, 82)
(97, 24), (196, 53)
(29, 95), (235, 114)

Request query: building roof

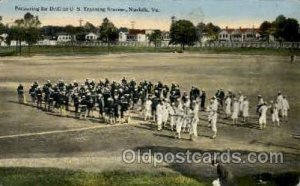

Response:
(128, 29), (146, 35)
(220, 27), (259, 34)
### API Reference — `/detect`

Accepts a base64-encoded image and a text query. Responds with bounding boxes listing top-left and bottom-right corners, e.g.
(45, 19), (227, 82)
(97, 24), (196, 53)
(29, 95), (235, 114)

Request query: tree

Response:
(84, 22), (97, 33)
(65, 25), (77, 40)
(272, 15), (287, 42)
(0, 23), (4, 46)
(169, 19), (198, 50)
(281, 18), (299, 41)
(272, 15), (300, 42)
(203, 22), (220, 41)
(13, 12), (41, 56)
(259, 21), (272, 41)
(196, 22), (206, 42)
(99, 18), (118, 53)
(147, 30), (162, 50)
(0, 22), (5, 33)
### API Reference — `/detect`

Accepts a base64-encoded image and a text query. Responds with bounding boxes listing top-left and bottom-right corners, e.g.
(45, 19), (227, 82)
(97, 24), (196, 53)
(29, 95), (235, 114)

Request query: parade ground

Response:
(0, 53), (300, 185)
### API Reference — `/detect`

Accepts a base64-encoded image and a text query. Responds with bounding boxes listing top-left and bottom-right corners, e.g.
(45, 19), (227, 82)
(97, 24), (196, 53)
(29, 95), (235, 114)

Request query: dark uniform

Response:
(35, 88), (43, 109)
(17, 84), (24, 103)
(200, 91), (206, 111)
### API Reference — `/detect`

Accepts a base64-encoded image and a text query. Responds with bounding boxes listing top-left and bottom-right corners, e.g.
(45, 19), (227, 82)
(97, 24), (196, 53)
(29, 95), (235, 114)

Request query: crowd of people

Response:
(16, 77), (290, 140)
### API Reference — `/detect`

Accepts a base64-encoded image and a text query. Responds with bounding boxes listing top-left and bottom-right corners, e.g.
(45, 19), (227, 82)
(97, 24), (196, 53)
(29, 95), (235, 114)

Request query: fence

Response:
(1, 40), (300, 49)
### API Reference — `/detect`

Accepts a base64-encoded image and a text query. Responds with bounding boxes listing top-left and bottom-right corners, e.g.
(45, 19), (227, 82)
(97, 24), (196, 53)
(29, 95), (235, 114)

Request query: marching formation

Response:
(16, 77), (290, 141)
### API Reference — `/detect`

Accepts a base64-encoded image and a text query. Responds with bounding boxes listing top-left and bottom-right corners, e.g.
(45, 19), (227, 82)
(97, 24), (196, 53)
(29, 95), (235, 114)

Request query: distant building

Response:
(37, 39), (57, 46)
(218, 29), (232, 42)
(127, 29), (146, 42)
(231, 29), (243, 42)
(57, 34), (73, 42)
(162, 31), (170, 41)
(0, 33), (8, 46)
(118, 31), (128, 42)
(85, 32), (98, 41)
(218, 27), (260, 42)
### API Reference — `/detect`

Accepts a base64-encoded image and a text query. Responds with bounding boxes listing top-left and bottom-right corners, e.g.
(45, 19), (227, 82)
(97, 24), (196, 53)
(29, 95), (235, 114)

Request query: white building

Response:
(218, 27), (260, 42)
(85, 32), (98, 41)
(218, 30), (232, 42)
(0, 33), (8, 46)
(57, 34), (72, 42)
(37, 39), (57, 46)
(127, 29), (147, 42)
(231, 29), (243, 42)
(242, 29), (260, 42)
(162, 31), (170, 41)
(118, 31), (128, 42)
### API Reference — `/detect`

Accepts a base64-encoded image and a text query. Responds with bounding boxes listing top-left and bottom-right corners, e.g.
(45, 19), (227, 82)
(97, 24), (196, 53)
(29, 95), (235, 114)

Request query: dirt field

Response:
(0, 53), (299, 182)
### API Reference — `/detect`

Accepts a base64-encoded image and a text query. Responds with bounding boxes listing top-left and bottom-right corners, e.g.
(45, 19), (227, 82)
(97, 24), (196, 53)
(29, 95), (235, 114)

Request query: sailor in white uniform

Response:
(232, 98), (239, 125)
(175, 101), (184, 139)
(282, 96), (290, 122)
(189, 101), (200, 141)
(224, 96), (232, 119)
(156, 100), (164, 131)
(270, 100), (280, 126)
(242, 97), (249, 123)
(144, 97), (152, 121)
(258, 102), (269, 129)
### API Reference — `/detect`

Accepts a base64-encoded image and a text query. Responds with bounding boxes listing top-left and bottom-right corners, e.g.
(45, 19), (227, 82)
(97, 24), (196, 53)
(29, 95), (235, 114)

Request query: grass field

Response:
(0, 168), (209, 186)
(1, 45), (300, 56)
(0, 53), (299, 185)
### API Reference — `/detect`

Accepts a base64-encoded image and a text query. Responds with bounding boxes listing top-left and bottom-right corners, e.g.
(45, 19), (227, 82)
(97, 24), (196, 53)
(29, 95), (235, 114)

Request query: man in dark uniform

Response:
(86, 92), (95, 117)
(106, 97), (115, 124)
(58, 80), (65, 92)
(189, 86), (200, 102)
(29, 84), (37, 105)
(79, 95), (88, 119)
(211, 159), (235, 186)
(200, 89), (206, 111)
(35, 87), (43, 109)
(17, 84), (25, 103)
(97, 93), (105, 119)
(162, 85), (169, 98)
(47, 88), (54, 112)
(216, 88), (225, 109)
(59, 91), (68, 116)
(120, 95), (129, 123)
(121, 77), (127, 86)
(147, 81), (154, 94)
(72, 92), (80, 117)
(113, 95), (121, 123)
(132, 88), (140, 109)
(52, 86), (60, 111)
(290, 55), (295, 63)
(151, 95), (160, 122)
(43, 81), (52, 110)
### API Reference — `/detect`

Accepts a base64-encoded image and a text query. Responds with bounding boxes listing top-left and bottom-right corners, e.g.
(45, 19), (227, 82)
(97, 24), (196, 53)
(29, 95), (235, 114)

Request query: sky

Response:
(0, 0), (299, 30)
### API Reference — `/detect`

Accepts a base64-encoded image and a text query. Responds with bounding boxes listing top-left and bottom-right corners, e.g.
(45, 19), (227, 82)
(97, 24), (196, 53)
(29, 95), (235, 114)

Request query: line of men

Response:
(207, 90), (290, 134)
(17, 78), (290, 140)
(17, 78), (204, 124)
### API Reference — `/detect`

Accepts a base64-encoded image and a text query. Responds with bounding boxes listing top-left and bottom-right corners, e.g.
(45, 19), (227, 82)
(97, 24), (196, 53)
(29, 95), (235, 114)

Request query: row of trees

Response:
(0, 13), (119, 55)
(168, 15), (300, 49)
(0, 13), (41, 55)
(259, 15), (300, 42)
(0, 13), (299, 53)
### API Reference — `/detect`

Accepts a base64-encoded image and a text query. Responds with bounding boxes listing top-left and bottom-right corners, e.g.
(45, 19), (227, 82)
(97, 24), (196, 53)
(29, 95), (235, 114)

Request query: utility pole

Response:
(130, 21), (135, 29)
(79, 18), (84, 27)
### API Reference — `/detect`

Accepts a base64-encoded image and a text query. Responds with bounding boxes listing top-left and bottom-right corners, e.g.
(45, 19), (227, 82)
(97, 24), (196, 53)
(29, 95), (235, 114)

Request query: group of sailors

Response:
(16, 77), (290, 140)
